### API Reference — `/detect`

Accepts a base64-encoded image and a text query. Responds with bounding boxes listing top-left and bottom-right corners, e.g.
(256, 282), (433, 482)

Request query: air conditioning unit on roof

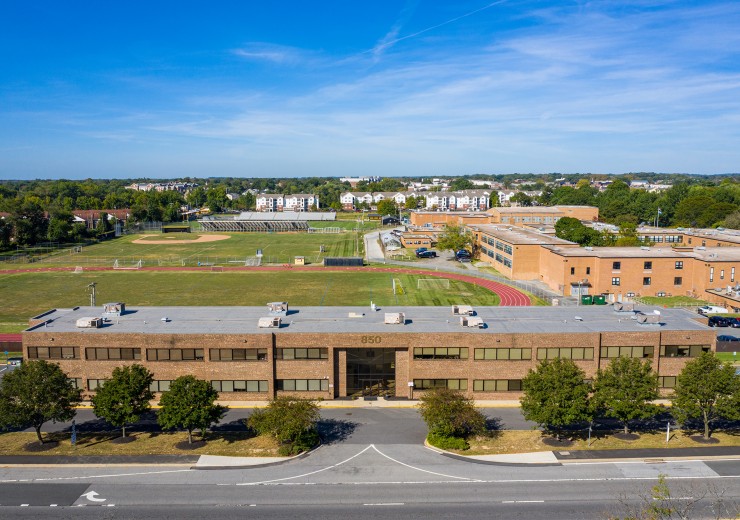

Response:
(258, 317), (281, 328)
(384, 312), (405, 325)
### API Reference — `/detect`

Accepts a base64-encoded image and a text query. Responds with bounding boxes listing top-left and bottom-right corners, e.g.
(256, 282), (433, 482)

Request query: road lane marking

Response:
(502, 500), (545, 503)
(371, 445), (481, 481)
(364, 503), (404, 506)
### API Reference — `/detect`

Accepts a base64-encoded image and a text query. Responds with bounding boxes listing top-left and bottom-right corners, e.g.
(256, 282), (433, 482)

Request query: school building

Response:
(22, 304), (714, 401)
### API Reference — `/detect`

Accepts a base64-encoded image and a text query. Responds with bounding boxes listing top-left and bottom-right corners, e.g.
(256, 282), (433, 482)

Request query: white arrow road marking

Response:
(80, 491), (106, 502)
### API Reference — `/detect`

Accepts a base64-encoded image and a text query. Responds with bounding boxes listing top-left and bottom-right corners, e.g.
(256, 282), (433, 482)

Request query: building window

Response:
(674, 277), (682, 286)
(660, 345), (710, 358)
(732, 267), (736, 282)
(612, 261), (621, 270)
(612, 277), (621, 286)
(276, 348), (328, 360)
(658, 376), (677, 388)
(210, 348), (268, 361)
(720, 270), (725, 280)
(537, 347), (594, 360)
(85, 348), (140, 361)
(276, 379), (328, 392)
(675, 261), (683, 270)
(213, 380), (269, 392)
(586, 267), (591, 275)
(643, 277), (651, 286)
(600, 346), (654, 359)
(28, 346), (80, 360)
(473, 380), (522, 392)
(68, 378), (83, 389)
(146, 349), (204, 361)
(474, 348), (531, 360)
(570, 267), (575, 275)
(414, 347), (468, 360)
(710, 267), (714, 282)
(413, 379), (467, 390)
(150, 380), (172, 392)
(87, 379), (108, 391)
(644, 261), (652, 270)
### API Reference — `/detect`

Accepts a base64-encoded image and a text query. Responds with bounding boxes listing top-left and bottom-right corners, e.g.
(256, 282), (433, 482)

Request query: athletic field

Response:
(0, 270), (500, 333)
(8, 231), (363, 268)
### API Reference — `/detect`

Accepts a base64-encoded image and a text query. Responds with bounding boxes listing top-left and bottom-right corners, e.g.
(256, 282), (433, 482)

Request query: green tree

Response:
(723, 209), (740, 229)
(520, 358), (592, 440)
(91, 364), (154, 438)
(95, 211), (112, 237)
(0, 218), (12, 249)
(436, 224), (474, 253)
(450, 178), (474, 191)
(591, 357), (660, 434)
(672, 352), (740, 439)
(418, 387), (486, 438)
(509, 192), (533, 206)
(554, 217), (603, 246)
(157, 376), (227, 444)
(247, 397), (320, 455)
(0, 360), (82, 444)
(376, 198), (397, 216)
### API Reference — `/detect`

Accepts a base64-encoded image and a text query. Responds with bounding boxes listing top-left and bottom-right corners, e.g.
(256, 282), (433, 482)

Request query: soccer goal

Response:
(417, 278), (451, 290)
(392, 278), (405, 295)
(73, 266), (83, 274)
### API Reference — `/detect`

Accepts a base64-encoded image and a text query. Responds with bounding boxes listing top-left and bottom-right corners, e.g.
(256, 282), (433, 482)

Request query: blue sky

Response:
(2, 1), (739, 179)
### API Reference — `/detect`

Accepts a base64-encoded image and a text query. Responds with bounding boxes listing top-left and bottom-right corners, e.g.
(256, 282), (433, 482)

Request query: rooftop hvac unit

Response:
(384, 312), (405, 325)
(258, 317), (281, 328)
(76, 317), (103, 328)
(613, 302), (635, 312)
(636, 312), (661, 325)
(103, 302), (125, 316)
(451, 304), (474, 316)
(267, 302), (288, 315)
(460, 316), (484, 328)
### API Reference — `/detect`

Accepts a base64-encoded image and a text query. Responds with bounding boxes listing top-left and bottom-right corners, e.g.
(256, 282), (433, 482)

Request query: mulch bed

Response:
(175, 440), (206, 450)
(612, 432), (640, 442)
(690, 435), (721, 444)
(110, 436), (137, 444)
(541, 437), (574, 448)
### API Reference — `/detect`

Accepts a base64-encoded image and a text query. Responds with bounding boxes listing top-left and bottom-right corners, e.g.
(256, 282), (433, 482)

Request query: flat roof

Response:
(489, 206), (563, 214)
(543, 246), (687, 259)
(638, 226), (740, 245)
(24, 305), (709, 336)
(472, 224), (575, 246)
(687, 247), (740, 262)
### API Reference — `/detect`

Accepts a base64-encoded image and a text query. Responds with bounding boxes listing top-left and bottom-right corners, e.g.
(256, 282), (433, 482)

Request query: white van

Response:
(698, 305), (729, 315)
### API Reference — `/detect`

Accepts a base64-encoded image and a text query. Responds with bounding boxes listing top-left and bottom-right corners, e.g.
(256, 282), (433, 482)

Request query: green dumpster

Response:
(593, 295), (607, 305)
(581, 295), (593, 305)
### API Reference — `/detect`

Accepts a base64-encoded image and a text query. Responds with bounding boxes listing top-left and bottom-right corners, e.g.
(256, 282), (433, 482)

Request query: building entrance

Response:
(346, 348), (396, 397)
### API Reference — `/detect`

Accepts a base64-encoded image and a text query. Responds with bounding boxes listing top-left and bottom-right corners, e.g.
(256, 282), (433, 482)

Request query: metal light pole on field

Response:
(87, 282), (97, 307)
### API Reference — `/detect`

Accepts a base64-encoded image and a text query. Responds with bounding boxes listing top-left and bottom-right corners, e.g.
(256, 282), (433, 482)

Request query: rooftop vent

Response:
(451, 304), (474, 316)
(384, 312), (405, 325)
(613, 302), (635, 312)
(258, 317), (281, 328)
(348, 312), (364, 318)
(584, 246), (593, 251)
(103, 302), (125, 316)
(460, 316), (484, 328)
(640, 246), (650, 250)
(76, 317), (103, 328)
(267, 302), (288, 315)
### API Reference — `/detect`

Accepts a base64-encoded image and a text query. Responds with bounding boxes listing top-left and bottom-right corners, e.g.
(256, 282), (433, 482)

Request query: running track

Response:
(0, 265), (531, 306)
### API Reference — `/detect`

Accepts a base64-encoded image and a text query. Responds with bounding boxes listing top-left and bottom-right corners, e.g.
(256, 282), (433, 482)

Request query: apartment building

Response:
(255, 194), (319, 212)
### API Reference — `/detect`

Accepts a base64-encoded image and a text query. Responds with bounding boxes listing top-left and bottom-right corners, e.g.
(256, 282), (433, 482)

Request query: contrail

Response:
(366, 0), (508, 54)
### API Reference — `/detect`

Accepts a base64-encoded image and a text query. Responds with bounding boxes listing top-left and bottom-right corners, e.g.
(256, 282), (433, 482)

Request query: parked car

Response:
(417, 250), (437, 258)
(708, 316), (731, 327)
(458, 256), (471, 263)
(726, 317), (740, 328)
(698, 305), (729, 315)
(717, 335), (740, 342)
(415, 247), (428, 255)
(6, 357), (22, 366)
(455, 250), (472, 259)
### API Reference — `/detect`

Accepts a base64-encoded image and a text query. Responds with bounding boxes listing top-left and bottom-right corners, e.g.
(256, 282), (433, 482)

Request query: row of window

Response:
(709, 267), (735, 283)
(612, 261), (684, 271)
(33, 345), (711, 362)
(611, 277), (682, 287)
(413, 347), (468, 360)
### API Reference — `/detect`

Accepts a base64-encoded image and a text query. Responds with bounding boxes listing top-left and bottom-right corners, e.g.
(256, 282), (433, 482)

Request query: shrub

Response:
(247, 397), (320, 454)
(427, 432), (470, 451)
(418, 387), (486, 438)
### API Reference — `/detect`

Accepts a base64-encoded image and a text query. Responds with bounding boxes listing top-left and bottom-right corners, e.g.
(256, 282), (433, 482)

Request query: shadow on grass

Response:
(317, 418), (358, 444)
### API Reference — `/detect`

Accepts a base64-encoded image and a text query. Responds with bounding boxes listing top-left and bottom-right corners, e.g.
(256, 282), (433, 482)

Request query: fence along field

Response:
(2, 231), (361, 268)
(0, 271), (501, 332)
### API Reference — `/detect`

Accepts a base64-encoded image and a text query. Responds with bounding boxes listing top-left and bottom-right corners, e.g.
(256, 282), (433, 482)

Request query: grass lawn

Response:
(0, 270), (501, 332)
(0, 431), (280, 457)
(457, 429), (740, 455)
(637, 296), (709, 307)
(716, 352), (740, 363)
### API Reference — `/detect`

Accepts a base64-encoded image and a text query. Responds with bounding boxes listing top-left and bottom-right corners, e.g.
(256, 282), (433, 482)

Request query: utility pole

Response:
(87, 282), (97, 307)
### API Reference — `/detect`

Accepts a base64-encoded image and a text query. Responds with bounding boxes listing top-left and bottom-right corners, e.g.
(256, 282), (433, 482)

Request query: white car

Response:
(698, 305), (729, 315)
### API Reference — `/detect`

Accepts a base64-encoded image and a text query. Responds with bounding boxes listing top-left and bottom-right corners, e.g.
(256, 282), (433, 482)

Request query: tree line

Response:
(0, 360), (320, 454)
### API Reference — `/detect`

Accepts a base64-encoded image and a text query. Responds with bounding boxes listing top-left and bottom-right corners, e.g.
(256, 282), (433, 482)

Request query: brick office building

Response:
(22, 304), (714, 401)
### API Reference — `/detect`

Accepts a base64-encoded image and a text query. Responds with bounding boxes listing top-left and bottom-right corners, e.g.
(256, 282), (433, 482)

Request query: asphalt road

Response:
(1, 408), (739, 518)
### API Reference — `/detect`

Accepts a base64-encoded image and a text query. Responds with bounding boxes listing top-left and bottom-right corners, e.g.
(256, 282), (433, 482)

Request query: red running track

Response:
(0, 265), (532, 306)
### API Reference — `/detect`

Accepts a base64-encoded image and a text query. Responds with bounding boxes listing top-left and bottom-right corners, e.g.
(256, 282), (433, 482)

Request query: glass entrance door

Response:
(347, 349), (396, 397)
